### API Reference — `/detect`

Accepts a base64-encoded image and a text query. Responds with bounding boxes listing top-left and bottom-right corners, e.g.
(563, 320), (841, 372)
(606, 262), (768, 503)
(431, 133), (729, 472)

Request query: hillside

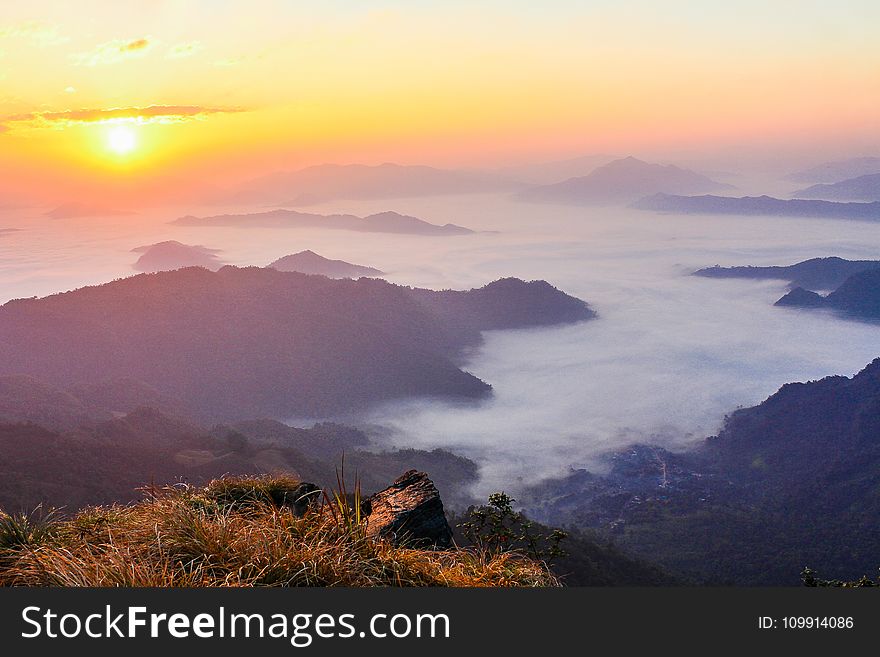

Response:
(517, 156), (731, 205)
(267, 250), (383, 278)
(775, 269), (880, 319)
(0, 401), (481, 513)
(173, 209), (473, 236)
(0, 266), (594, 420)
(0, 474), (559, 587)
(633, 193), (880, 220)
(520, 359), (880, 584)
(693, 256), (880, 290)
(793, 173), (880, 202)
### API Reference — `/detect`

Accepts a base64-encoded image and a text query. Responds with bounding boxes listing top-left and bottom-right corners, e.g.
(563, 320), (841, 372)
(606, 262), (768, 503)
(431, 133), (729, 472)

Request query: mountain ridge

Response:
(0, 266), (595, 420)
(634, 193), (880, 221)
(520, 358), (880, 584)
(693, 256), (880, 290)
(173, 209), (474, 236)
(775, 268), (880, 318)
(518, 156), (732, 205)
(793, 173), (880, 202)
(267, 250), (383, 278)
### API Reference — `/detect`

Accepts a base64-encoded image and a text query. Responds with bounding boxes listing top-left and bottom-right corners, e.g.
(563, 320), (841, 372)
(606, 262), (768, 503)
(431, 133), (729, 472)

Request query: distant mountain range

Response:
(775, 268), (880, 319)
(132, 241), (224, 272)
(0, 267), (594, 420)
(223, 163), (522, 206)
(498, 153), (619, 185)
(693, 256), (880, 290)
(633, 193), (880, 221)
(793, 173), (880, 202)
(786, 156), (880, 183)
(517, 156), (732, 206)
(521, 358), (880, 584)
(173, 209), (474, 236)
(267, 250), (383, 278)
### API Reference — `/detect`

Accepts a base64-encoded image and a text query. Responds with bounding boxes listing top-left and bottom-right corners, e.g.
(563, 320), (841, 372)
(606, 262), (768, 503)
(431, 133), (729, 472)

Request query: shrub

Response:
(458, 492), (567, 563)
(801, 567), (878, 588)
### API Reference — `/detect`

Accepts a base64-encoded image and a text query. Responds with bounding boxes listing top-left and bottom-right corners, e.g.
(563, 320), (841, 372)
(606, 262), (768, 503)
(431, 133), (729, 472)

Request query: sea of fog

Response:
(2, 194), (880, 495)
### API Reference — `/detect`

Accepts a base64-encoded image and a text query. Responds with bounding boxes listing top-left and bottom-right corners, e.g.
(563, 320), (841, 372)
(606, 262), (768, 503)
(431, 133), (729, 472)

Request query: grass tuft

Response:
(0, 476), (558, 588)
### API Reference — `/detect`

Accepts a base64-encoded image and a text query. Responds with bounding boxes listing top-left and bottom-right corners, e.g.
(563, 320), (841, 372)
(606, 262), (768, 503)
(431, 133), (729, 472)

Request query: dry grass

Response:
(0, 475), (558, 588)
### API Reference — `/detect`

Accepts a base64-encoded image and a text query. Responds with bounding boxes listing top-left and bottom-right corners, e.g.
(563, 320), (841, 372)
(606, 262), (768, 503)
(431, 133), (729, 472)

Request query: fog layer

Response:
(2, 195), (880, 495)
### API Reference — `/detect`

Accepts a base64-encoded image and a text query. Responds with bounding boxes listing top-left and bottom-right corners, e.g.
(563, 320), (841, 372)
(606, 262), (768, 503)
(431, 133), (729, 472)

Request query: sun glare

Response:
(106, 125), (138, 155)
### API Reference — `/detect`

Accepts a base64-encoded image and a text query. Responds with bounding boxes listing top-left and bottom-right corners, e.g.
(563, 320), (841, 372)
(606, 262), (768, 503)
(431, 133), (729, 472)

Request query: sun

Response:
(106, 125), (138, 155)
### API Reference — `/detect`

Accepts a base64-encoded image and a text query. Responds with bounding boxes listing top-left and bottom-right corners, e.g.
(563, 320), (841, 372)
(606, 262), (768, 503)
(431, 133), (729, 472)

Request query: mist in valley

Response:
(3, 188), (880, 499)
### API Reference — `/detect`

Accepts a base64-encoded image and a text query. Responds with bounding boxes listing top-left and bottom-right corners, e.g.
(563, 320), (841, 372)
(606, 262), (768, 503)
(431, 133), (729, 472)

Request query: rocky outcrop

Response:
(364, 470), (453, 548)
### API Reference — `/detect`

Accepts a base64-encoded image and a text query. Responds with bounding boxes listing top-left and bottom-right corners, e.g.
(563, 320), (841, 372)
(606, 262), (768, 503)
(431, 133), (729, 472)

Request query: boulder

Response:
(365, 470), (453, 548)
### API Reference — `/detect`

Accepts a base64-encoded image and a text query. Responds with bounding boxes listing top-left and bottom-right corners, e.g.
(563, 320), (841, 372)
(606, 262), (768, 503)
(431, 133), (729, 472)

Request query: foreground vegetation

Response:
(0, 476), (557, 587)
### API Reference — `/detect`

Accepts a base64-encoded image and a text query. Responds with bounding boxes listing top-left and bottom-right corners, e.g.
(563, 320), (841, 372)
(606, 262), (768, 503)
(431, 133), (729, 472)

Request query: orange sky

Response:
(1, 1), (878, 205)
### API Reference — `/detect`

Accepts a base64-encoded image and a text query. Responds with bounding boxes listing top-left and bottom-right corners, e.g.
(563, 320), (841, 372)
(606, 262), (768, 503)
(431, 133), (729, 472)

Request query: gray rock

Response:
(365, 470), (453, 548)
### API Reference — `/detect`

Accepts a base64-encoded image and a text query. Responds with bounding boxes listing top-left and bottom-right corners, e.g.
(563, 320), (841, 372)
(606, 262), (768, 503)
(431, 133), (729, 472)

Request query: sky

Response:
(1, 1), (878, 203)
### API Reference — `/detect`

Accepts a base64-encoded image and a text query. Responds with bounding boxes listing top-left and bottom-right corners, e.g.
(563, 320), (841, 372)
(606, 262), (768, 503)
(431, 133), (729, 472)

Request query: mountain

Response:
(0, 397), (673, 585)
(793, 173), (880, 202)
(223, 163), (521, 206)
(520, 359), (880, 584)
(173, 209), (474, 236)
(0, 403), (480, 512)
(0, 266), (594, 420)
(267, 250), (383, 278)
(786, 157), (880, 183)
(775, 269), (880, 318)
(517, 156), (732, 205)
(409, 277), (596, 331)
(498, 154), (619, 184)
(633, 193), (880, 221)
(131, 241), (224, 272)
(0, 375), (104, 430)
(693, 257), (880, 290)
(0, 375), (187, 430)
(773, 286), (825, 308)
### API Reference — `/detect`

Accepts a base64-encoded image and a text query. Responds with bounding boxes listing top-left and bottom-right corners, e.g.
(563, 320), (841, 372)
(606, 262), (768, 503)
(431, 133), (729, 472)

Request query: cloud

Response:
(166, 42), (203, 59)
(0, 125), (8, 134)
(71, 38), (152, 66)
(0, 21), (68, 47)
(121, 38), (149, 53)
(2, 105), (245, 129)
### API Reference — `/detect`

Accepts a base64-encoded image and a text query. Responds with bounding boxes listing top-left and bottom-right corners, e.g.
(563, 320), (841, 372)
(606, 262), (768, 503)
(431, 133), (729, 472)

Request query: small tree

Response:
(458, 492), (567, 563)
